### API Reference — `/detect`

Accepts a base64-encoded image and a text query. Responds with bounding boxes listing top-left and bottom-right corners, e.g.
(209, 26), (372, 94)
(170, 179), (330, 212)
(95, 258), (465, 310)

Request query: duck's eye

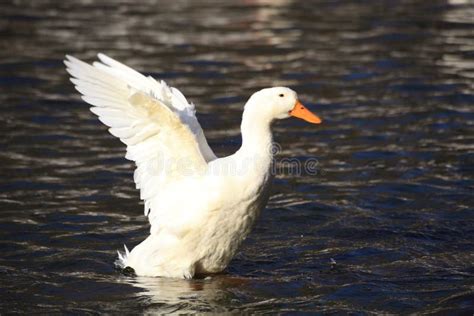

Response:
(279, 94), (284, 97)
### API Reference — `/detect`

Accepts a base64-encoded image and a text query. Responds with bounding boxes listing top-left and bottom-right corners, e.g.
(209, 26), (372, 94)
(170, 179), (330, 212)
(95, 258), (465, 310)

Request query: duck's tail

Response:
(114, 244), (130, 269)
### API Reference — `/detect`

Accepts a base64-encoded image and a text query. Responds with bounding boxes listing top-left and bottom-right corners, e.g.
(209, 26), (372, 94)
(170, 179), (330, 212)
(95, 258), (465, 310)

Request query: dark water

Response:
(1, 0), (473, 314)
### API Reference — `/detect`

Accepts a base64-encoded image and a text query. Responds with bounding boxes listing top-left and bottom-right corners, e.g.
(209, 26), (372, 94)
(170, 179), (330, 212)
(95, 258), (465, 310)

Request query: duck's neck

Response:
(236, 110), (274, 171)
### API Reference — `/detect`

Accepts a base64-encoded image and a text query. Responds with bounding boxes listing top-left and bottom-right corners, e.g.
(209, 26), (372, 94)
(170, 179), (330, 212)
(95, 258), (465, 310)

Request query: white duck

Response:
(65, 54), (321, 278)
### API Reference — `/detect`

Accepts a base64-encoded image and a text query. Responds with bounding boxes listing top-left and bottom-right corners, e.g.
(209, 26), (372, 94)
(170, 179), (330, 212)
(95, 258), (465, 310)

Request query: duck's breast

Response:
(195, 169), (273, 273)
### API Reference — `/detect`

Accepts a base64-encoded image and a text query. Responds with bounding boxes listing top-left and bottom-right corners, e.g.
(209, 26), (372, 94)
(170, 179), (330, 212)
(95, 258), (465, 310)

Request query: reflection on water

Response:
(127, 275), (245, 313)
(1, 0), (473, 314)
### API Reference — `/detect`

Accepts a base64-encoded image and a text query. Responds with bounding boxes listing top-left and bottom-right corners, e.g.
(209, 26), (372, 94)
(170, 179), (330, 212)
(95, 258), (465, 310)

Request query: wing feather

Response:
(65, 54), (217, 219)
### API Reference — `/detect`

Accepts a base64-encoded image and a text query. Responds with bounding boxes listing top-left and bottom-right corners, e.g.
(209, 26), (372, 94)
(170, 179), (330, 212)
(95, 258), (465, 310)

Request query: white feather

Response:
(64, 54), (217, 236)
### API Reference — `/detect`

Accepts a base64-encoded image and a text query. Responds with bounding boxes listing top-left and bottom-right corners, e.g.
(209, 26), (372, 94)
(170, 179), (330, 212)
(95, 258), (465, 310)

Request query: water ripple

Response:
(0, 0), (473, 314)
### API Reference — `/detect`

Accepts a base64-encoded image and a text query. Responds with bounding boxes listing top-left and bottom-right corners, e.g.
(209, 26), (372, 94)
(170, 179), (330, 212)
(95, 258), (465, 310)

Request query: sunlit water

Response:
(1, 0), (473, 313)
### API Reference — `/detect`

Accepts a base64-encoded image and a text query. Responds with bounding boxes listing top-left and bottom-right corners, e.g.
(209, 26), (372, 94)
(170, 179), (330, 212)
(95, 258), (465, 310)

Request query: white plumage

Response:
(65, 54), (321, 278)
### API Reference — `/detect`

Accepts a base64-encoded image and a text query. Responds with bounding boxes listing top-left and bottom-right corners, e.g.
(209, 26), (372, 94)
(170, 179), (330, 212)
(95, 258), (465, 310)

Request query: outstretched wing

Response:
(65, 54), (217, 216)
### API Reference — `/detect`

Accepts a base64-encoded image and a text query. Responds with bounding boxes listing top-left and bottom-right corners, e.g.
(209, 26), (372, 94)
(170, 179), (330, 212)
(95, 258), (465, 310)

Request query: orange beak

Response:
(289, 101), (322, 124)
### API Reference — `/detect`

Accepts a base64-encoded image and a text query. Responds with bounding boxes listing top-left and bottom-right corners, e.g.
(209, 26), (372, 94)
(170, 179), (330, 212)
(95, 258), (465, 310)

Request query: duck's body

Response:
(65, 54), (321, 278)
(126, 148), (273, 278)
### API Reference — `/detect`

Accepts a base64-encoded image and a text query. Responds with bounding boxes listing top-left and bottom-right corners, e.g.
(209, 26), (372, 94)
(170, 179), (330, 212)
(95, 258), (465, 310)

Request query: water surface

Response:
(1, 0), (473, 314)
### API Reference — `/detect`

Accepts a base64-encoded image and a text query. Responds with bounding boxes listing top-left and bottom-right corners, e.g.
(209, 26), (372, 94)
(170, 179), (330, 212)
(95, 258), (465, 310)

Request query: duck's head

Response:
(245, 87), (321, 124)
